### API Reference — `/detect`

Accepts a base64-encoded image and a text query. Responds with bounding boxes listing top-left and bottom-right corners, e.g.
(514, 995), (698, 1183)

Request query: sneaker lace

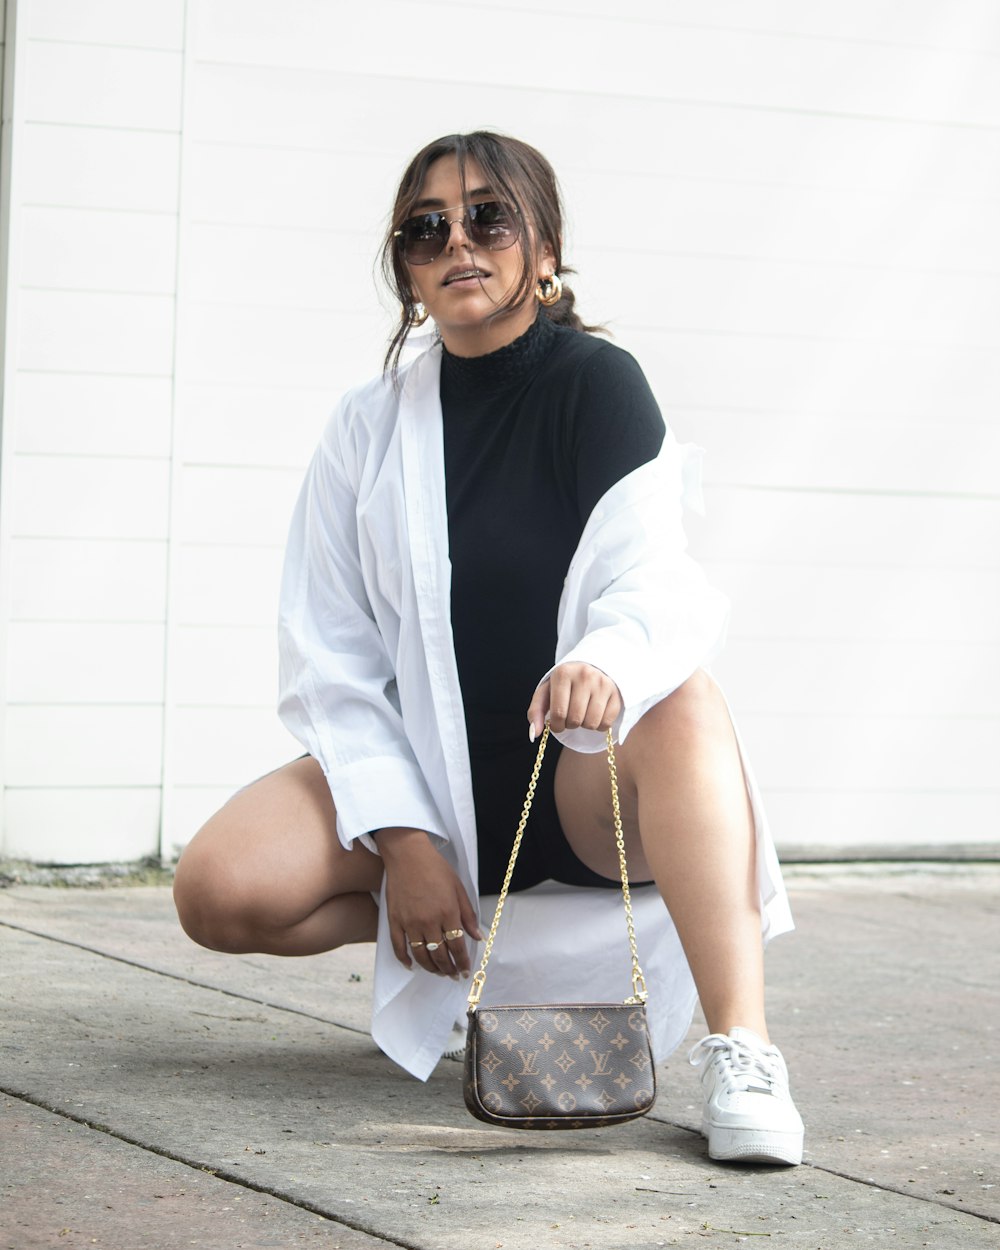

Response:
(688, 1033), (784, 1095)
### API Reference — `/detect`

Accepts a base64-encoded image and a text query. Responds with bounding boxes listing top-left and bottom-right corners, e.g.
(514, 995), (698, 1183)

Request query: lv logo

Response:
(589, 1050), (613, 1076)
(517, 1049), (541, 1076)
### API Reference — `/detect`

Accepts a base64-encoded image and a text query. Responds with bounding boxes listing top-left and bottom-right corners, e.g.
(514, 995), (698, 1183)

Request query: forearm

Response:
(371, 826), (437, 859)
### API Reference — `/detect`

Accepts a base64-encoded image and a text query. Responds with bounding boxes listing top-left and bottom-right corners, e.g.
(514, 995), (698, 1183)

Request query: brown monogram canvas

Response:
(463, 1002), (656, 1129)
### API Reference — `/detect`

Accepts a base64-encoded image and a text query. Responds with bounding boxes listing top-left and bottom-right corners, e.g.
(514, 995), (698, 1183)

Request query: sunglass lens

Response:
(399, 213), (449, 265)
(467, 202), (518, 250)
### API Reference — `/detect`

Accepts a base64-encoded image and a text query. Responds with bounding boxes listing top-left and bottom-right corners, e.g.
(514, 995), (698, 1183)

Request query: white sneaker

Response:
(688, 1027), (804, 1165)
(442, 1022), (468, 1062)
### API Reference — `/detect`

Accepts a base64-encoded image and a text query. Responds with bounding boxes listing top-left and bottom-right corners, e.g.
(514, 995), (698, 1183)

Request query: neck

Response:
(438, 303), (540, 358)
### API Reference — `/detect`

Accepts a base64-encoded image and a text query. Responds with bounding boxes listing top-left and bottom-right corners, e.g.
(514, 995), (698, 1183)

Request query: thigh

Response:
(173, 755), (383, 936)
(553, 742), (651, 883)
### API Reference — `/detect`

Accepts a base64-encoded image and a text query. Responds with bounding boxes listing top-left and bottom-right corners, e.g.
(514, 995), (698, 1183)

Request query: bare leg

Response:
(554, 670), (768, 1040)
(173, 756), (382, 956)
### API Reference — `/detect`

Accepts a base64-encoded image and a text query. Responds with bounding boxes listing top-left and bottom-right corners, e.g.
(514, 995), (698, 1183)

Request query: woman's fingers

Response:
(393, 882), (483, 979)
(543, 663), (622, 733)
(409, 929), (462, 978)
(389, 922), (412, 969)
(526, 679), (550, 740)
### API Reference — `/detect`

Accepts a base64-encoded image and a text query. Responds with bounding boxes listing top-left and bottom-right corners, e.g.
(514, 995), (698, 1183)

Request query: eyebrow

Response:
(411, 186), (494, 212)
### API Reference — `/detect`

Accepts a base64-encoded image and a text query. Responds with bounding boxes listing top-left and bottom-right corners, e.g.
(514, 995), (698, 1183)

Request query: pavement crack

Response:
(808, 1162), (1000, 1226)
(650, 1113), (1000, 1226)
(0, 919), (370, 1038)
(0, 1085), (421, 1250)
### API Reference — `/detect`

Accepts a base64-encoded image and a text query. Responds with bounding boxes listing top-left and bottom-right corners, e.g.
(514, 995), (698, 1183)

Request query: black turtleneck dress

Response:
(440, 313), (665, 894)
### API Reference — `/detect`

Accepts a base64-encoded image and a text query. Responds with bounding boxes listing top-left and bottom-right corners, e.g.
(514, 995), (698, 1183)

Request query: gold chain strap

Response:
(468, 726), (648, 1009)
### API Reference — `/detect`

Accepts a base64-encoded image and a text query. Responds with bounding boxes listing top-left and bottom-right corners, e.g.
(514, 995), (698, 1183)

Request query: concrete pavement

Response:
(1, 865), (998, 1249)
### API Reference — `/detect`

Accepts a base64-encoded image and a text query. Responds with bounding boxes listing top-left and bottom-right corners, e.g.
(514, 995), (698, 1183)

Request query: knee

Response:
(172, 832), (261, 954)
(636, 669), (730, 745)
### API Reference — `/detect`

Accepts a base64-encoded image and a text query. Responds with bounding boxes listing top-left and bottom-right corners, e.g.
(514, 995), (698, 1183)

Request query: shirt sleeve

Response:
(568, 343), (666, 527)
(547, 438), (732, 753)
(277, 404), (446, 852)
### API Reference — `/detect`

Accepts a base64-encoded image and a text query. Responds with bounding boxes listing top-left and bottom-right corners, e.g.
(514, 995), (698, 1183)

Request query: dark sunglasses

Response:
(393, 200), (520, 265)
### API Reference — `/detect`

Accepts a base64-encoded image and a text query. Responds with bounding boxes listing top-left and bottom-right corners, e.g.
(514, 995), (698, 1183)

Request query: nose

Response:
(444, 213), (472, 252)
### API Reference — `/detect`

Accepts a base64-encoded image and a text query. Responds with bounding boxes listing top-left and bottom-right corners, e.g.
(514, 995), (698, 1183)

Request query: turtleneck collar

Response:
(440, 312), (557, 398)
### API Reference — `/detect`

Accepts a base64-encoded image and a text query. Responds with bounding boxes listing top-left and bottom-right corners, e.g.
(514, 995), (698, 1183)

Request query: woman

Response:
(174, 131), (804, 1166)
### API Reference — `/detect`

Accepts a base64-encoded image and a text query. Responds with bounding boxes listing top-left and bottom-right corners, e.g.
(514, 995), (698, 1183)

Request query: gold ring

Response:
(425, 941), (441, 952)
(409, 939), (425, 948)
(444, 929), (464, 941)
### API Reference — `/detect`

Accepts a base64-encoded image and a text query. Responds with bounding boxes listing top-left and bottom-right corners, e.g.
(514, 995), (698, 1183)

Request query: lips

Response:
(443, 266), (489, 286)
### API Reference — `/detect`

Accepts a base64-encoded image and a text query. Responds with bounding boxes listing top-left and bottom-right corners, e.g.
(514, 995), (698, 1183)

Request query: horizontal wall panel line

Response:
(737, 711), (1000, 720)
(725, 634), (999, 646)
(5, 786), (163, 792)
(701, 557), (1000, 573)
(5, 702), (166, 709)
(425, 3), (1000, 58)
(166, 540), (286, 551)
(24, 119), (180, 137)
(21, 202), (179, 218)
(6, 784), (163, 790)
(190, 60), (1000, 133)
(671, 403), (996, 422)
(21, 204), (177, 218)
(565, 168), (1000, 203)
(20, 284), (176, 297)
(13, 451), (171, 463)
(181, 461), (303, 472)
(28, 37), (184, 54)
(7, 532), (167, 542)
(19, 287), (176, 300)
(173, 704), (275, 712)
(707, 483), (1000, 503)
(595, 243), (1000, 282)
(11, 618), (167, 625)
(627, 322), (997, 351)
(766, 788), (1000, 796)
(18, 368), (173, 380)
(172, 623), (274, 631)
(167, 377), (332, 393)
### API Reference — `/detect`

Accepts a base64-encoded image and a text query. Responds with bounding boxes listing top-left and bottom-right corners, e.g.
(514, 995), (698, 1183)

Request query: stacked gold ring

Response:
(409, 929), (464, 951)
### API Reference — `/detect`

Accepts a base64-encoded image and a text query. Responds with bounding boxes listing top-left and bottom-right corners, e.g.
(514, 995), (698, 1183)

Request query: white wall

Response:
(1, 0), (998, 861)
(0, 0), (183, 860)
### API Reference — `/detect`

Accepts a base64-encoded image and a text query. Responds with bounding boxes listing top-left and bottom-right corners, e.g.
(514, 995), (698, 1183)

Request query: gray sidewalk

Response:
(1, 865), (998, 1250)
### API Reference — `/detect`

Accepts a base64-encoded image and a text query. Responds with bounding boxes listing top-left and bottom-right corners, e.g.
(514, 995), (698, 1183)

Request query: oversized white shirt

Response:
(278, 341), (793, 1080)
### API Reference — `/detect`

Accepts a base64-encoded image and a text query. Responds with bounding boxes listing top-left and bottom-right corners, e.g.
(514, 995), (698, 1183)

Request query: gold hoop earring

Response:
(536, 273), (563, 307)
(409, 301), (429, 327)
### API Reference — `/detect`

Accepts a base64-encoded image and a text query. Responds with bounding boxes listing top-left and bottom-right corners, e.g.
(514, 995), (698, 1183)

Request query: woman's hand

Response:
(375, 828), (482, 978)
(527, 662), (623, 739)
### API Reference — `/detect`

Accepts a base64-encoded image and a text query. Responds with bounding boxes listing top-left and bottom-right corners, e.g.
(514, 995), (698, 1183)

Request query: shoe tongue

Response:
(729, 1027), (769, 1049)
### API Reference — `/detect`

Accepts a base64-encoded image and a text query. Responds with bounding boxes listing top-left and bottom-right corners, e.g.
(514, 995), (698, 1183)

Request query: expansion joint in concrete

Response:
(0, 1085), (419, 1250)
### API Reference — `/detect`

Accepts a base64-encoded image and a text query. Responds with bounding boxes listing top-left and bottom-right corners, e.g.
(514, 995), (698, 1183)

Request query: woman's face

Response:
(401, 154), (554, 357)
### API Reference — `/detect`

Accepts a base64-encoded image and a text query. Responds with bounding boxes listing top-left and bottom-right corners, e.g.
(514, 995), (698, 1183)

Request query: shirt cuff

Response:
(322, 754), (448, 852)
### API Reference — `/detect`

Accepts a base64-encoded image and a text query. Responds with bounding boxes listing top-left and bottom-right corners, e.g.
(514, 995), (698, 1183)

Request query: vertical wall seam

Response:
(157, 0), (191, 862)
(0, 0), (21, 851)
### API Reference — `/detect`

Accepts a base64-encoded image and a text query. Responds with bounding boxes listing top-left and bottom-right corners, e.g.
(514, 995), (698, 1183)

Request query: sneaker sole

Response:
(703, 1120), (803, 1166)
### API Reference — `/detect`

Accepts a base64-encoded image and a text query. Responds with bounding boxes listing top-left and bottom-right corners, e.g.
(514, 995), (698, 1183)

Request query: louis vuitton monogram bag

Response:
(463, 727), (656, 1130)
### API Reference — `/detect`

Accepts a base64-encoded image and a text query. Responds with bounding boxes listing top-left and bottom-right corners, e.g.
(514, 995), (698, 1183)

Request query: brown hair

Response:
(379, 131), (602, 376)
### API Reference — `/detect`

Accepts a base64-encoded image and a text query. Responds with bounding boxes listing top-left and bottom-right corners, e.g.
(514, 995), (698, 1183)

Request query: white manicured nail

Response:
(528, 724), (536, 743)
